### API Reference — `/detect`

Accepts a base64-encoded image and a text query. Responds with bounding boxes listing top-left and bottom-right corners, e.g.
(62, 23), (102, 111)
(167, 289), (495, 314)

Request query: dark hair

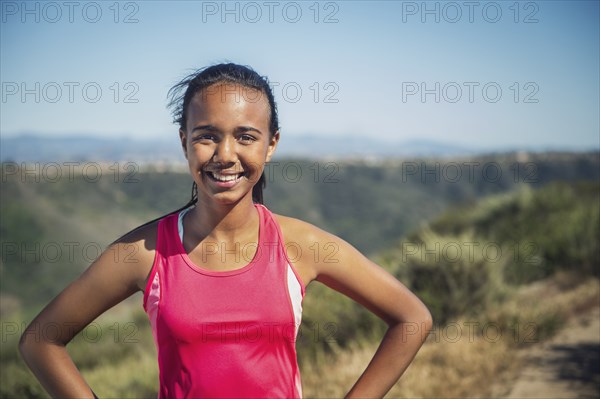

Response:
(167, 63), (280, 205)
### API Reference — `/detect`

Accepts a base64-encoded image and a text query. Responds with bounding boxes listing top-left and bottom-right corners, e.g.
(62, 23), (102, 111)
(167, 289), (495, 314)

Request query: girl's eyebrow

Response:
(191, 125), (219, 133)
(191, 125), (264, 135)
(236, 126), (263, 135)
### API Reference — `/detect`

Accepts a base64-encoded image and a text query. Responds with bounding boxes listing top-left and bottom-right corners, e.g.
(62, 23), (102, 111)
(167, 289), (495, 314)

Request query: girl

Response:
(19, 63), (432, 398)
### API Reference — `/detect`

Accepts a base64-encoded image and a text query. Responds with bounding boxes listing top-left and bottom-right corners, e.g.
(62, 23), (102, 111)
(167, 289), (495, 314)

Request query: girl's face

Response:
(180, 83), (279, 206)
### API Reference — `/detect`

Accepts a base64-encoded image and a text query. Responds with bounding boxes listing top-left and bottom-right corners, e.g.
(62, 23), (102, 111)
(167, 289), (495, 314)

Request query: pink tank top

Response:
(143, 204), (305, 398)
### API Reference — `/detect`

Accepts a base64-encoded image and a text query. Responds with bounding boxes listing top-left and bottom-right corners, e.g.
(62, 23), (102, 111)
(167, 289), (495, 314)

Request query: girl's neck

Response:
(188, 195), (258, 242)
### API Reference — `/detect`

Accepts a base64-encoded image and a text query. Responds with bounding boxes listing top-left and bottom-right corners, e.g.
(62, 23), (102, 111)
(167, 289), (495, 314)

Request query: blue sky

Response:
(1, 0), (598, 151)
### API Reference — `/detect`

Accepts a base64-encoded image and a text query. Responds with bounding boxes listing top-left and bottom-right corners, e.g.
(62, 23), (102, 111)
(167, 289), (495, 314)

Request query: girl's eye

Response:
(239, 134), (256, 143)
(195, 134), (216, 142)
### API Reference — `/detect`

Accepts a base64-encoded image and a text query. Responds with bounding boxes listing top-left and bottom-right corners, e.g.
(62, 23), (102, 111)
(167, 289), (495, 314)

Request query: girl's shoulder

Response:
(110, 218), (162, 291)
(271, 213), (349, 282)
(113, 218), (161, 250)
(272, 213), (334, 245)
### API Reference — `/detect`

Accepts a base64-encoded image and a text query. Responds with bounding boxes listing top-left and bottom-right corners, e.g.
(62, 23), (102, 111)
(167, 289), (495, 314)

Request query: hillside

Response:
(384, 180), (599, 323)
(0, 153), (598, 397)
(1, 152), (598, 309)
(302, 180), (599, 397)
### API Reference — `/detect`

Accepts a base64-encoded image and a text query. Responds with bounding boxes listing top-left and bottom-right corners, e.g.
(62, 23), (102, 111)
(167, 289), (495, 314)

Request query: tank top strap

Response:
(254, 203), (299, 279)
(254, 203), (283, 254)
(143, 212), (178, 310)
(163, 212), (184, 257)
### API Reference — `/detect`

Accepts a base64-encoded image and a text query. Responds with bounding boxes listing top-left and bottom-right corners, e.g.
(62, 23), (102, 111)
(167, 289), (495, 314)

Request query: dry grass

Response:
(301, 274), (600, 399)
(301, 330), (515, 398)
(81, 347), (158, 398)
(483, 272), (600, 344)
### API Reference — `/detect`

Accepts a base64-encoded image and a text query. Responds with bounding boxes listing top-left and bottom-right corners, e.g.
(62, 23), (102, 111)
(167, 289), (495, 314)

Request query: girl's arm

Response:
(280, 217), (433, 398)
(19, 224), (157, 398)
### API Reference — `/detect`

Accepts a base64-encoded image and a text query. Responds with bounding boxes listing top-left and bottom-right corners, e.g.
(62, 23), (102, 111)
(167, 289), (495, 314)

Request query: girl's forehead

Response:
(187, 83), (271, 125)
(193, 83), (265, 105)
(187, 83), (271, 123)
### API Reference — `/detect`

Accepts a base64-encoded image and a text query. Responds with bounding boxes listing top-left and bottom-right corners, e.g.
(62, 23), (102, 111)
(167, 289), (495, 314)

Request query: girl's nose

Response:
(213, 136), (237, 165)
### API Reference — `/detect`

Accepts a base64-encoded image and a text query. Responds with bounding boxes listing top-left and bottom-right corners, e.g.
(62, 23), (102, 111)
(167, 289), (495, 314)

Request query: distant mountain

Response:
(1, 133), (483, 162)
(0, 134), (183, 163)
(276, 135), (480, 158)
(1, 133), (596, 162)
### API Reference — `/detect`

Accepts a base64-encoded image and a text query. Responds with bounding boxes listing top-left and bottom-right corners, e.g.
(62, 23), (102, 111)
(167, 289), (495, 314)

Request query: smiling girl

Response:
(19, 63), (432, 398)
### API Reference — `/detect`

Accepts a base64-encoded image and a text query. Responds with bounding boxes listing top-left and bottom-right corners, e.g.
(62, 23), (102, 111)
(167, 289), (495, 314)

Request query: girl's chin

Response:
(197, 186), (254, 205)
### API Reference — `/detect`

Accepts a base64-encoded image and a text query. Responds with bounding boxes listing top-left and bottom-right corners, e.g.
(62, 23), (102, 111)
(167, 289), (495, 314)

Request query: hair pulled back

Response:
(168, 63), (280, 205)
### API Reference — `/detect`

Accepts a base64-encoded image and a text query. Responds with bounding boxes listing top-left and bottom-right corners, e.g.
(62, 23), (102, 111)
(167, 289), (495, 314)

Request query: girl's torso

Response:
(143, 203), (305, 398)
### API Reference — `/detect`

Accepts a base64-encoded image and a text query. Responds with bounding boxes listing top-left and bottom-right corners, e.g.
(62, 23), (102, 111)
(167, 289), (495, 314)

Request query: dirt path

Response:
(503, 304), (600, 398)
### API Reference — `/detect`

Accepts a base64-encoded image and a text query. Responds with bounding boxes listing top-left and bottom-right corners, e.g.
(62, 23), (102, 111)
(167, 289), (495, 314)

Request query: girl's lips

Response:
(205, 171), (245, 188)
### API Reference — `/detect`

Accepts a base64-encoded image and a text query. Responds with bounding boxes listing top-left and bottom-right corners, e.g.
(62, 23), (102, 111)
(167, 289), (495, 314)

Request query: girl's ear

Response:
(179, 129), (188, 160)
(266, 131), (280, 162)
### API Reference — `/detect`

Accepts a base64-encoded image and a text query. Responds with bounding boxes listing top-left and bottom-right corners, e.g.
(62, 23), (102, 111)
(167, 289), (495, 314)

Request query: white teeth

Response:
(210, 172), (242, 182)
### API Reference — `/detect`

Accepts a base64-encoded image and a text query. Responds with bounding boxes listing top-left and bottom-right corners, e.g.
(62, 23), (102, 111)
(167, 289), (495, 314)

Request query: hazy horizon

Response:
(2, 1), (599, 151)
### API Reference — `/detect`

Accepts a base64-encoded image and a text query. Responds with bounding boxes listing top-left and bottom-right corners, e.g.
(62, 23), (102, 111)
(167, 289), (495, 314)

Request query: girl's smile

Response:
(204, 169), (246, 187)
(180, 82), (279, 205)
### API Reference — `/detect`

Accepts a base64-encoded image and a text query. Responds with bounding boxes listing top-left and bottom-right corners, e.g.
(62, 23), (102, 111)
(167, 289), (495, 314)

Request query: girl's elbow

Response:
(420, 308), (433, 335)
(391, 302), (433, 337)
(413, 295), (433, 335)
(18, 329), (34, 362)
(406, 303), (433, 339)
(19, 323), (47, 361)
